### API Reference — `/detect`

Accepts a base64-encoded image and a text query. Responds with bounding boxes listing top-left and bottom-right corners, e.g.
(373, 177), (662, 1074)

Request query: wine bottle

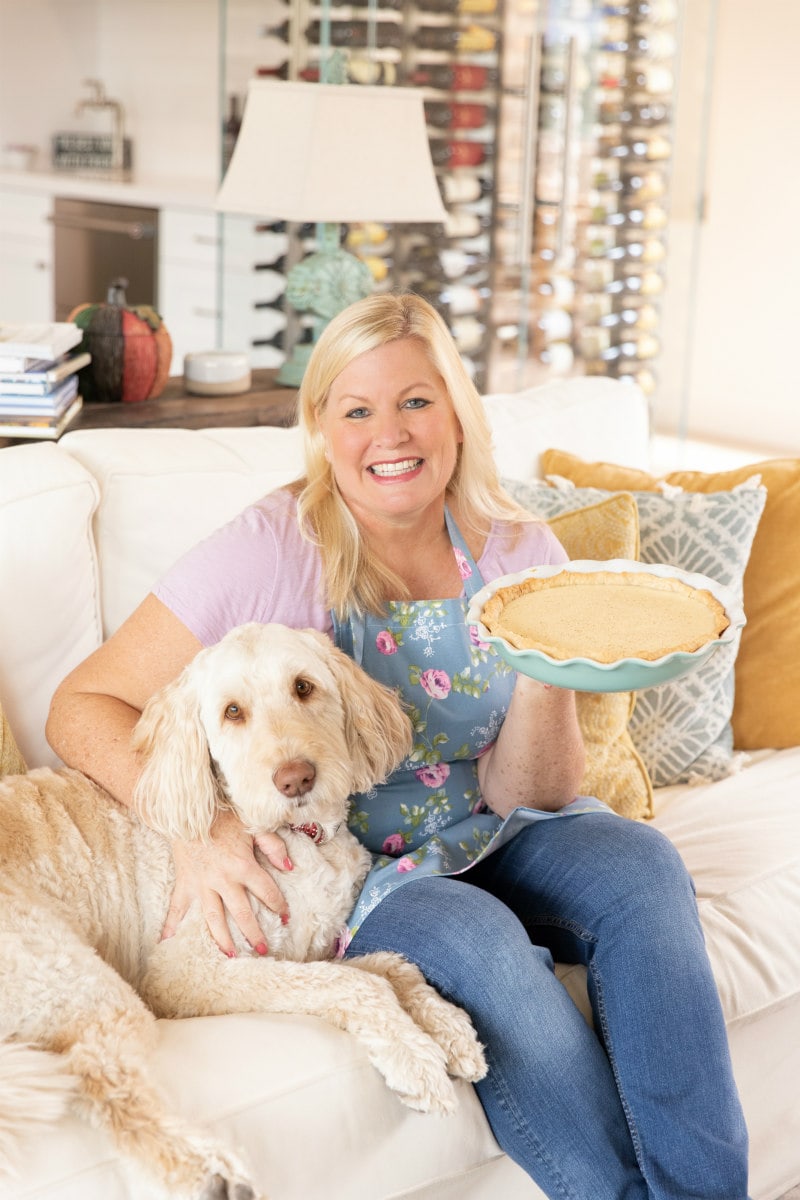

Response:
(443, 210), (492, 238)
(428, 139), (492, 168)
(249, 233), (289, 267)
(416, 0), (498, 11)
(254, 254), (287, 275)
(222, 95), (241, 173)
(252, 306), (288, 341)
(425, 101), (494, 131)
(440, 174), (493, 204)
(406, 63), (498, 91)
(251, 267), (287, 305)
(346, 57), (399, 85)
(305, 20), (403, 49)
(414, 24), (497, 53)
(449, 315), (487, 354)
(260, 19), (290, 38)
(328, 0), (403, 7)
(437, 283), (490, 315)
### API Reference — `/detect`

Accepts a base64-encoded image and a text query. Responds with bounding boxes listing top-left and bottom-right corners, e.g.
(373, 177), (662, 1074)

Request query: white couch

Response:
(0, 377), (798, 1200)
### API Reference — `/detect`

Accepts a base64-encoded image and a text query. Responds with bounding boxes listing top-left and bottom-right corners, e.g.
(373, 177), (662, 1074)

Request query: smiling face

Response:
(316, 337), (463, 532)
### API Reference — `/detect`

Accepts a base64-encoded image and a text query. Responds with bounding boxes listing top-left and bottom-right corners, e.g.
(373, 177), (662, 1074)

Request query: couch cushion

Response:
(59, 427), (305, 636)
(506, 477), (766, 787)
(0, 443), (101, 768)
(540, 451), (800, 751)
(483, 377), (650, 484)
(541, 493), (652, 820)
(5, 1011), (519, 1200)
(652, 748), (800, 1027)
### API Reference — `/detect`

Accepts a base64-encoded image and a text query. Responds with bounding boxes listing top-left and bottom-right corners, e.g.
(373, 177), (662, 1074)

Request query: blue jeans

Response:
(346, 813), (749, 1200)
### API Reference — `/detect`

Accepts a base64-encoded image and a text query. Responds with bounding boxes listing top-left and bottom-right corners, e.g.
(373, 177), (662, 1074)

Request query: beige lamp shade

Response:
(216, 79), (447, 224)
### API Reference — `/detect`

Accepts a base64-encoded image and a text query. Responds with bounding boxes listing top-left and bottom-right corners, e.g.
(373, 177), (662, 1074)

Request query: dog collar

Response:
(290, 821), (339, 845)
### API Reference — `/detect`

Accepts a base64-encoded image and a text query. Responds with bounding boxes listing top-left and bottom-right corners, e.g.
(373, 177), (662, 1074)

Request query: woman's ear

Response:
(132, 658), (223, 841)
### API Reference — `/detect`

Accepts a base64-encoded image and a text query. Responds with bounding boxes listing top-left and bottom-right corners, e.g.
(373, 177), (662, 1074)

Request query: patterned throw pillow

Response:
(534, 492), (652, 819)
(541, 449), (800, 751)
(506, 478), (767, 787)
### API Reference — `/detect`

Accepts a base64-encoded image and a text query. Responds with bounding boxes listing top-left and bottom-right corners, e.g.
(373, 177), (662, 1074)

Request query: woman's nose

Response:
(374, 411), (409, 446)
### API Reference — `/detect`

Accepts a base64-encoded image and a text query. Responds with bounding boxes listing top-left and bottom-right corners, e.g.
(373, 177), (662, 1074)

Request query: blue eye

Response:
(345, 406), (370, 420)
(404, 396), (431, 409)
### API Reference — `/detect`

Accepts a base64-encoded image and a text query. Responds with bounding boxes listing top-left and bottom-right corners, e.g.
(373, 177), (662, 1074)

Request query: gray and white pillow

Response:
(503, 477), (767, 787)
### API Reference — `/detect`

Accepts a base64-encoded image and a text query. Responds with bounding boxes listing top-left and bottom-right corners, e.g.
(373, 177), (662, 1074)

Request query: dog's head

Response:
(132, 623), (412, 842)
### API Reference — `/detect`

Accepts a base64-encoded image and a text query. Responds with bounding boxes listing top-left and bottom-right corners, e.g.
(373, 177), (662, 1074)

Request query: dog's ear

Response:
(323, 642), (413, 792)
(132, 659), (223, 841)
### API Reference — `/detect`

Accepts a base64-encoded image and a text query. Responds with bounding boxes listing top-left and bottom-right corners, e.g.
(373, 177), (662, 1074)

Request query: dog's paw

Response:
(375, 1029), (460, 1116)
(199, 1173), (265, 1200)
(432, 1006), (488, 1083)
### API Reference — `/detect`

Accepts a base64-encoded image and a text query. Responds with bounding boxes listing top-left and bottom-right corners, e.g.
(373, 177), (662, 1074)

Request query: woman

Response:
(47, 293), (748, 1199)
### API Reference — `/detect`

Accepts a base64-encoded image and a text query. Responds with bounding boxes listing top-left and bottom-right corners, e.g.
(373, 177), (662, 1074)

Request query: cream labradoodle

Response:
(0, 623), (486, 1200)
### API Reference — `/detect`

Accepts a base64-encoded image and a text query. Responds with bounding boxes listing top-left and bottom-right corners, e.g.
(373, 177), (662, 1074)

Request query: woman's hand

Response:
(161, 808), (293, 957)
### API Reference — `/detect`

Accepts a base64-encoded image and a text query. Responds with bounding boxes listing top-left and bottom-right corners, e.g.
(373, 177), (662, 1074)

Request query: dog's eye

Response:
(224, 703), (244, 722)
(294, 677), (314, 700)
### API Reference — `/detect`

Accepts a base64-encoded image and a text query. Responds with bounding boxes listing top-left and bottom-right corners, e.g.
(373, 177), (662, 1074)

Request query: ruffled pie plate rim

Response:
(466, 558), (746, 693)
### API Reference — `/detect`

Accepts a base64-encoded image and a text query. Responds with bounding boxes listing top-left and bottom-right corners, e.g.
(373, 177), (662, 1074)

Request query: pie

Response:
(480, 568), (730, 664)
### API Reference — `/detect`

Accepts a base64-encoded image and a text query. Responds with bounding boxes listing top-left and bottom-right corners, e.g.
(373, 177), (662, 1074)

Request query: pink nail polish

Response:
(225, 949), (236, 959)
(283, 857), (294, 871)
(281, 912), (290, 926)
(256, 942), (268, 956)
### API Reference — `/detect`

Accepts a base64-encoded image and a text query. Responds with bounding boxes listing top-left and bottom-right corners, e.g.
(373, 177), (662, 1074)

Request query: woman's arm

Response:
(46, 594), (290, 956)
(476, 675), (585, 818)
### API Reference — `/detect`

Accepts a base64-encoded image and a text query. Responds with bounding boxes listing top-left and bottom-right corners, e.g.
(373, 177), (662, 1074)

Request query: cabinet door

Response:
(158, 208), (221, 372)
(0, 190), (53, 322)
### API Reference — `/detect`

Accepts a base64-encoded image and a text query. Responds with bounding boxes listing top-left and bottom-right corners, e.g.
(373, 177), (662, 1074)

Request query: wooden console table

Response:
(0, 370), (298, 447)
(67, 369), (299, 432)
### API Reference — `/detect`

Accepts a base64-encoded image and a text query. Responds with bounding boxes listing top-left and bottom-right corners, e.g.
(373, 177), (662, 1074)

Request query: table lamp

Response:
(215, 78), (447, 386)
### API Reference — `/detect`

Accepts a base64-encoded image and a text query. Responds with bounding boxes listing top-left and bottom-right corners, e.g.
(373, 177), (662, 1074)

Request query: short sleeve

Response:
(153, 489), (330, 646)
(478, 518), (568, 583)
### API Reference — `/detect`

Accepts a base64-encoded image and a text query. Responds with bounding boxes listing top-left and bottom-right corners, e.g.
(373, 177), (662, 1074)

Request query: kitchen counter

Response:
(0, 167), (219, 211)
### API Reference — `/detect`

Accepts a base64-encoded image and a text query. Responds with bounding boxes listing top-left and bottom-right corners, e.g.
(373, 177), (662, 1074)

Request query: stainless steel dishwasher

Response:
(52, 196), (159, 319)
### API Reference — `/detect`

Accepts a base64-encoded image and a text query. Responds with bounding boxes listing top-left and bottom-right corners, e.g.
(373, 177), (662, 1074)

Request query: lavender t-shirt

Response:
(153, 487), (567, 646)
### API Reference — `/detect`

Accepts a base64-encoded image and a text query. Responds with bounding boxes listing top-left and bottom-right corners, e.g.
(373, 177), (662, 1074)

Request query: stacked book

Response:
(0, 323), (89, 439)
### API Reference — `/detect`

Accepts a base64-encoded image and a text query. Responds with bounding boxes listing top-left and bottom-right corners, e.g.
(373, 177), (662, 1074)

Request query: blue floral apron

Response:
(332, 508), (609, 946)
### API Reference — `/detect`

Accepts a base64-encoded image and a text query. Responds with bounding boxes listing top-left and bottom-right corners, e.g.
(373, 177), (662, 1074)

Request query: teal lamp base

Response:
(276, 222), (374, 388)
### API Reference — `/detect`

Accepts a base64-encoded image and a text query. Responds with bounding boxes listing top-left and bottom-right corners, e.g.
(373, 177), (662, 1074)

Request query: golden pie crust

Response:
(480, 569), (730, 664)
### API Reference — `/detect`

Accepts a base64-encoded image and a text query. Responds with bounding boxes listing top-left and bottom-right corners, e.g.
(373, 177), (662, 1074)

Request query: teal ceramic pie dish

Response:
(466, 558), (745, 693)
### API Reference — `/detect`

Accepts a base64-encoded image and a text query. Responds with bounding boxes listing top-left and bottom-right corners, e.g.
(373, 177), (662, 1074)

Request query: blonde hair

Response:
(294, 292), (532, 617)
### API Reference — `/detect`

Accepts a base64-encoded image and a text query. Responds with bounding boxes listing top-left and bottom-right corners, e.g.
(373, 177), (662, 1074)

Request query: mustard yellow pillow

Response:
(543, 492), (653, 820)
(542, 449), (798, 750)
(1, 705), (26, 776)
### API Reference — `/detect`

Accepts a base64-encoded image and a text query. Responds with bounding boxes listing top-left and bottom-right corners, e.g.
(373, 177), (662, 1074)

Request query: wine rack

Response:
(220, 0), (682, 395)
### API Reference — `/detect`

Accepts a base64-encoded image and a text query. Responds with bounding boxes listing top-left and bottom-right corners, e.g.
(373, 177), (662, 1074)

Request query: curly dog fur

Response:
(0, 623), (486, 1199)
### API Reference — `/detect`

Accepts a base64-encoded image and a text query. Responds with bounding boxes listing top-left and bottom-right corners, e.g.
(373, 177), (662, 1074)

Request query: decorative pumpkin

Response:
(68, 279), (172, 404)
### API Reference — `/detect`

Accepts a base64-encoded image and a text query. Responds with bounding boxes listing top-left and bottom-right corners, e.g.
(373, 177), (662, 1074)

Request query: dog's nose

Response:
(272, 759), (316, 797)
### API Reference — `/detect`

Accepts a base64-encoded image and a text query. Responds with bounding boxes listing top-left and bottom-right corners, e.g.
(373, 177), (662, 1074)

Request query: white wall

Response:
(657, 0), (800, 456)
(0, 0), (220, 183)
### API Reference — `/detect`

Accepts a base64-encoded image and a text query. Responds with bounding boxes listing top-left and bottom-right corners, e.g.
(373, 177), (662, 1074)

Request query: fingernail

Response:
(281, 912), (290, 926)
(256, 942), (268, 956)
(224, 949), (236, 959)
(283, 857), (294, 871)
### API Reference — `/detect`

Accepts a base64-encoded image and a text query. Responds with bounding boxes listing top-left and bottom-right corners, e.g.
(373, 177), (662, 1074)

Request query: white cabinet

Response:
(158, 207), (221, 374)
(0, 188), (53, 323)
(159, 206), (287, 374)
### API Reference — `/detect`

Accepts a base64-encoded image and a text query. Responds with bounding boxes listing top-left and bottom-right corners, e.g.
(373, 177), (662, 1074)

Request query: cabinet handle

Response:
(49, 213), (156, 240)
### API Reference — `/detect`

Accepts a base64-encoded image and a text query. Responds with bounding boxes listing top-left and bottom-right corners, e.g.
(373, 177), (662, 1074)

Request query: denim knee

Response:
(347, 874), (555, 1010)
